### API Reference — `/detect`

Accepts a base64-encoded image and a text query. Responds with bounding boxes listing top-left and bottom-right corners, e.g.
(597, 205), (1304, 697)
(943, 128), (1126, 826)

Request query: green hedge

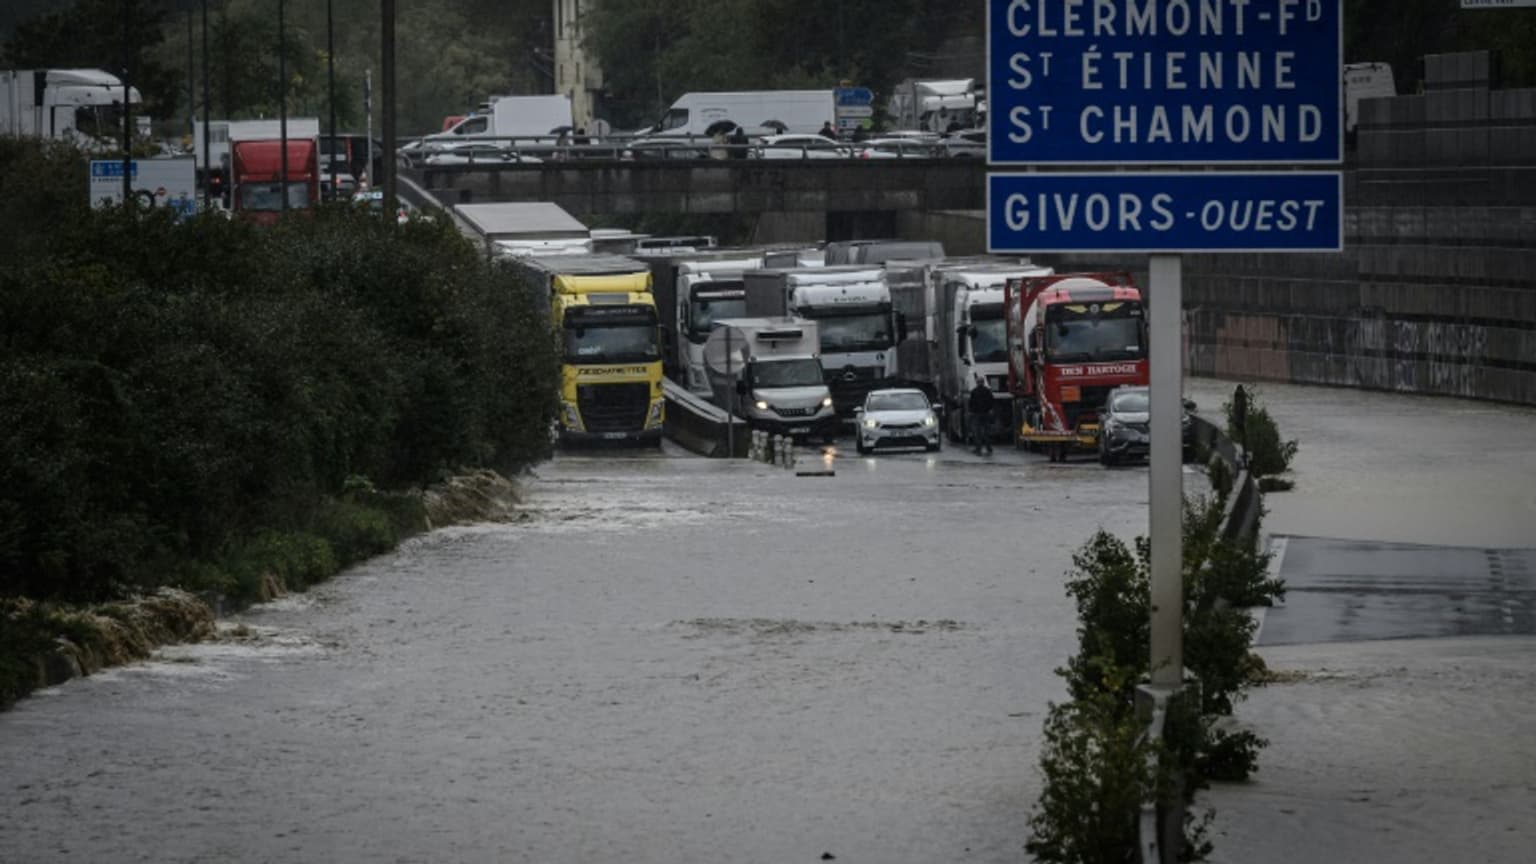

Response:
(0, 139), (557, 603)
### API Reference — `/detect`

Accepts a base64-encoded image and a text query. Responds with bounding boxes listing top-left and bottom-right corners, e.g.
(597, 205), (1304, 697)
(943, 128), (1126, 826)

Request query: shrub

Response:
(1224, 388), (1298, 479)
(0, 137), (558, 603)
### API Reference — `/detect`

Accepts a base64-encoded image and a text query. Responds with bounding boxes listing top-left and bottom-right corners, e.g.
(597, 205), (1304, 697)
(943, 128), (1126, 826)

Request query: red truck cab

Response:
(230, 139), (320, 224)
(1004, 272), (1149, 460)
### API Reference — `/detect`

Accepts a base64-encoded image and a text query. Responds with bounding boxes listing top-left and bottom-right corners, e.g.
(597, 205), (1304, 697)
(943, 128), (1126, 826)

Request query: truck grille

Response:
(825, 366), (881, 416)
(1062, 385), (1115, 429)
(577, 382), (650, 433)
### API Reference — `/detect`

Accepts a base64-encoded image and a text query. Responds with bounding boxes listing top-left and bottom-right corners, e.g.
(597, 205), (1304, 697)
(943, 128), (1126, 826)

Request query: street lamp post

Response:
(327, 0), (337, 200)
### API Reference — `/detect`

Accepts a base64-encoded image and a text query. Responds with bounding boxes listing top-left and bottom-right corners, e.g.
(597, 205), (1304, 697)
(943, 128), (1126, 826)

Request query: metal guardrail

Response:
(1137, 404), (1260, 864)
(399, 132), (976, 165)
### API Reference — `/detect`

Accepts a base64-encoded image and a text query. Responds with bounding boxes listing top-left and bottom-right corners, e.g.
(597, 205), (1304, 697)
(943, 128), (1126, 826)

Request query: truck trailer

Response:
(507, 254), (665, 445)
(886, 257), (1054, 443)
(1003, 272), (1149, 461)
(641, 249), (767, 391)
(703, 318), (838, 440)
(742, 266), (905, 417)
(230, 139), (320, 224)
(456, 202), (593, 259)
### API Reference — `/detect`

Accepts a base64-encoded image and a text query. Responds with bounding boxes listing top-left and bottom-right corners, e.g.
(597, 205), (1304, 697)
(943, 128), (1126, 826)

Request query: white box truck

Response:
(703, 318), (839, 441)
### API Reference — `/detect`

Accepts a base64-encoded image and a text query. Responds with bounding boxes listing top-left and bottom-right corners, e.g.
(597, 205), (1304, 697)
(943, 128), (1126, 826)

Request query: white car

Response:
(855, 388), (941, 454)
(853, 137), (940, 159)
(751, 134), (850, 159)
(422, 143), (543, 166)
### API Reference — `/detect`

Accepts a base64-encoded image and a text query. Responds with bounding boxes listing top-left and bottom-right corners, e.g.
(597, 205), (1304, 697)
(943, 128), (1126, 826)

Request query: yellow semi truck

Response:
(510, 254), (665, 445)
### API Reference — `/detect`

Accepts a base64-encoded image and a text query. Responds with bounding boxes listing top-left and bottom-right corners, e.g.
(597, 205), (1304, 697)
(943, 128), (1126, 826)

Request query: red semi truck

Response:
(1004, 272), (1149, 461)
(230, 139), (320, 224)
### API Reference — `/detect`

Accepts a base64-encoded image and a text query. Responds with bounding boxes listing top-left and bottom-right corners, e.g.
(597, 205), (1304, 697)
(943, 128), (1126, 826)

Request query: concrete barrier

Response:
(1138, 398), (1260, 864)
(662, 379), (748, 458)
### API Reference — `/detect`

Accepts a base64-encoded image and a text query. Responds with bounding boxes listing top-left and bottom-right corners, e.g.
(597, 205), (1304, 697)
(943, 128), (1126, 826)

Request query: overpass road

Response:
(2, 380), (1533, 862)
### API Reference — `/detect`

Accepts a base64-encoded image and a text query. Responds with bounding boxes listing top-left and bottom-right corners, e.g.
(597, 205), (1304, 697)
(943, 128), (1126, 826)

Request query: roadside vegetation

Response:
(0, 138), (558, 709)
(1226, 389), (1300, 492)
(1025, 420), (1287, 863)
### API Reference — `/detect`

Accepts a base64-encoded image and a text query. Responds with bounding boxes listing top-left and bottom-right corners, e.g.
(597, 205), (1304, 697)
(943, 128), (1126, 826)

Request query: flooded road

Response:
(1, 445), (1150, 863)
(7, 379), (1535, 863)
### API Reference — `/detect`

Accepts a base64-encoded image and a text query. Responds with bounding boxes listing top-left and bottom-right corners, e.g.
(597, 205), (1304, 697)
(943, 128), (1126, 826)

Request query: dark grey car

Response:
(1097, 386), (1195, 466)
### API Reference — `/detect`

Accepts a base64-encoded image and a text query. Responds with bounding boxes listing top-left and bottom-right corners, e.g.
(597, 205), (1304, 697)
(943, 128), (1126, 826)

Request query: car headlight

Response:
(922, 414), (937, 427)
(755, 400), (769, 411)
(862, 418), (878, 430)
(821, 396), (834, 408)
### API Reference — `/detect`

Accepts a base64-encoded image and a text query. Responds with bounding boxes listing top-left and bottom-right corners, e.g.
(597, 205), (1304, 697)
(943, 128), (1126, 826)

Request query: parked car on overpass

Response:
(750, 134), (851, 159)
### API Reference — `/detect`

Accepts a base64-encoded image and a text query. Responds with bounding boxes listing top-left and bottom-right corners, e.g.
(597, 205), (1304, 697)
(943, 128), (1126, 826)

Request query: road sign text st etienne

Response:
(988, 0), (1343, 164)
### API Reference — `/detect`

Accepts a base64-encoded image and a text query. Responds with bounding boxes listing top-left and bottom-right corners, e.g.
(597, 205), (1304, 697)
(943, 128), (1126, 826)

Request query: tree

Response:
(2, 0), (180, 123)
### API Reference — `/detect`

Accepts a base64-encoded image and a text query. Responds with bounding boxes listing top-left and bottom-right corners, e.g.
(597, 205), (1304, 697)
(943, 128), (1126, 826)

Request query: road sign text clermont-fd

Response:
(988, 0), (1343, 165)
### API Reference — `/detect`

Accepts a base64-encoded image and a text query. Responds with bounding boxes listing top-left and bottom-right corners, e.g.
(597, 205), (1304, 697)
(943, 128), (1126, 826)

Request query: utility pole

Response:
(121, 0), (134, 204)
(327, 0), (337, 200)
(279, 0), (289, 212)
(186, 10), (194, 141)
(201, 0), (211, 211)
(381, 0), (397, 216)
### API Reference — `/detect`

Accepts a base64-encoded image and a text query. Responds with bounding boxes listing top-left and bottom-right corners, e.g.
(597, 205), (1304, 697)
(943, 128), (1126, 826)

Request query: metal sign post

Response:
(1147, 254), (1182, 685)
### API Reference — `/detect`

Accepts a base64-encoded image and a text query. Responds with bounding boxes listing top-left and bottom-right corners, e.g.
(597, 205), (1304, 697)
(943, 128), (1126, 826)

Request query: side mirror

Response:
(1183, 398), (1197, 413)
(854, 407), (864, 416)
(734, 380), (746, 396)
(896, 312), (909, 342)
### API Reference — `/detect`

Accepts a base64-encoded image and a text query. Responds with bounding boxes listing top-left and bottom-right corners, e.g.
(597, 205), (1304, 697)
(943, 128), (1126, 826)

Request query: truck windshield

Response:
(564, 311), (659, 364)
(970, 311), (1008, 364)
(239, 182), (312, 212)
(752, 358), (824, 389)
(804, 311), (892, 352)
(688, 295), (747, 340)
(1045, 305), (1145, 362)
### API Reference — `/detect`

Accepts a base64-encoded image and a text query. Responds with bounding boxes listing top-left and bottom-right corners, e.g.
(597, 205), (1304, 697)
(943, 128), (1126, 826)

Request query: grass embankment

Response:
(0, 139), (558, 709)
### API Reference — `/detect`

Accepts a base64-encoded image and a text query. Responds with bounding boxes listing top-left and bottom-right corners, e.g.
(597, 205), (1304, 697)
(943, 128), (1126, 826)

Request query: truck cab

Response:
(1005, 273), (1149, 460)
(1, 69), (142, 149)
(743, 266), (906, 418)
(508, 254), (666, 445)
(676, 258), (762, 392)
(703, 318), (839, 441)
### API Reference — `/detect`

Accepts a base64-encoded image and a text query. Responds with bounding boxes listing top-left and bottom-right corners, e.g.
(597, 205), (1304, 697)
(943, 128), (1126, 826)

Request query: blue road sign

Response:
(987, 0), (1342, 164)
(835, 86), (875, 107)
(987, 172), (1342, 252)
(90, 161), (138, 178)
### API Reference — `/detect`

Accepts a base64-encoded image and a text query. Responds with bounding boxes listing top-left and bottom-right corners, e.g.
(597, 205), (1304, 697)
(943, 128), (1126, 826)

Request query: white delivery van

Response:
(632, 91), (835, 156)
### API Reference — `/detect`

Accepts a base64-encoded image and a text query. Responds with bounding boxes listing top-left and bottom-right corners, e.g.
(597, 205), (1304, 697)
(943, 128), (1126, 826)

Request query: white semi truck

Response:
(886, 258), (1053, 443)
(743, 266), (905, 417)
(641, 250), (765, 393)
(703, 318), (839, 441)
(1, 69), (142, 149)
